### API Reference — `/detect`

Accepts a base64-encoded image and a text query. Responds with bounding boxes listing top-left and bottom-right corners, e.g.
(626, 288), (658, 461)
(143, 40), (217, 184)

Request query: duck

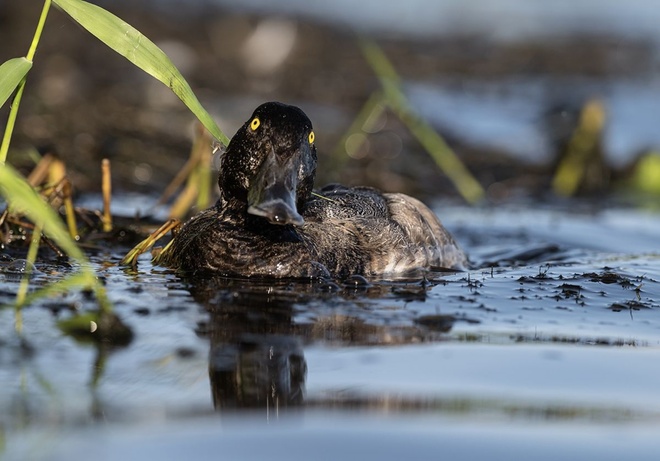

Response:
(155, 102), (467, 278)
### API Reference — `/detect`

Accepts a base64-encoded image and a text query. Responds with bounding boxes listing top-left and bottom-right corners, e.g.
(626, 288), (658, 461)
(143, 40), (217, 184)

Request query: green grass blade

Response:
(0, 57), (32, 109)
(0, 163), (86, 262)
(360, 39), (485, 204)
(0, 160), (112, 311)
(19, 271), (95, 307)
(52, 0), (229, 145)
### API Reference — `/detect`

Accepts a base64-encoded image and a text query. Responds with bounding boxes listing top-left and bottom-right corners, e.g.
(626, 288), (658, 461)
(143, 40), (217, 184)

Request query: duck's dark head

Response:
(218, 102), (317, 226)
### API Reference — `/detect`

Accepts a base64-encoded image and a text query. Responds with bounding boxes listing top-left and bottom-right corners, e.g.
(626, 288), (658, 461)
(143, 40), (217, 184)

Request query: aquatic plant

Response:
(335, 39), (485, 204)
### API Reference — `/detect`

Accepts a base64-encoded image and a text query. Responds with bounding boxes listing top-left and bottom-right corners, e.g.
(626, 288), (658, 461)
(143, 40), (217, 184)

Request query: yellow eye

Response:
(308, 131), (315, 144)
(250, 117), (260, 131)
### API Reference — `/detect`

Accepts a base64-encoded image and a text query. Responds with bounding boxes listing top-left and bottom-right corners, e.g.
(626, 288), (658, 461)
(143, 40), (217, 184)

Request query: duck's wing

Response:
(304, 187), (467, 276)
(383, 193), (467, 271)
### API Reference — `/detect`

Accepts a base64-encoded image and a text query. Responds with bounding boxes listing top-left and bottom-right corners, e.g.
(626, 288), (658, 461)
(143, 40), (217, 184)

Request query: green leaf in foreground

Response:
(0, 164), (113, 311)
(0, 163), (85, 261)
(0, 57), (32, 109)
(52, 0), (229, 145)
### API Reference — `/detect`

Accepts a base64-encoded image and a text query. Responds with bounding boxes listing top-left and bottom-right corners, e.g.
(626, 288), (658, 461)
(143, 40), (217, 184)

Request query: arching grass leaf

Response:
(0, 57), (32, 109)
(52, 0), (229, 145)
(0, 164), (112, 310)
(0, 163), (86, 262)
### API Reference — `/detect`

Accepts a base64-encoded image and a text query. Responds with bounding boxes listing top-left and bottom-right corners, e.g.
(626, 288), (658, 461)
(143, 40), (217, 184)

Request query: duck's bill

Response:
(247, 154), (305, 226)
(247, 199), (304, 226)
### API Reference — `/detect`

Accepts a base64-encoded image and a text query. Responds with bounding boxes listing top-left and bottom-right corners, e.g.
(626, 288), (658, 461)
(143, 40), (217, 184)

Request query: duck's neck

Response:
(215, 193), (264, 228)
(217, 192), (246, 217)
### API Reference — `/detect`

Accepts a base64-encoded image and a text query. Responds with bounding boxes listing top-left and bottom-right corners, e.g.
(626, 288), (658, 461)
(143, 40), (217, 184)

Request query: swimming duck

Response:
(156, 102), (466, 278)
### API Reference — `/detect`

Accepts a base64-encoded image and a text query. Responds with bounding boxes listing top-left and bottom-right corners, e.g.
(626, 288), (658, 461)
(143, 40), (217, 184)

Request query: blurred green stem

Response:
(332, 90), (386, 167)
(15, 223), (42, 331)
(390, 95), (485, 204)
(359, 39), (485, 204)
(194, 126), (213, 211)
(0, 0), (51, 164)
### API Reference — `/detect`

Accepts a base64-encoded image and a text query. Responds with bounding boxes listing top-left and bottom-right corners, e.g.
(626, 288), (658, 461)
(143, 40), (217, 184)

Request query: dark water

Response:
(2, 201), (660, 460)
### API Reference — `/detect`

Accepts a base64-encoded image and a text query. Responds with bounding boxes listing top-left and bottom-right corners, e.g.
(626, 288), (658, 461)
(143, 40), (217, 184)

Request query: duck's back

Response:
(301, 185), (466, 277)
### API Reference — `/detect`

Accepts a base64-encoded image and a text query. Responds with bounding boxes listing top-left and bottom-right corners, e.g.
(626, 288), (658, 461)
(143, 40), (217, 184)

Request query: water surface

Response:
(2, 202), (659, 459)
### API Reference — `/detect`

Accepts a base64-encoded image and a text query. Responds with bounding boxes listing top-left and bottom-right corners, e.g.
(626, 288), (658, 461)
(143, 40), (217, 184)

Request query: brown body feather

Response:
(159, 184), (466, 278)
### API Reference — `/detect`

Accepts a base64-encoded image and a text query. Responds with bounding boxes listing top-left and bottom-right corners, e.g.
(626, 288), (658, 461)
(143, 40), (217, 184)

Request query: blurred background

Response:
(2, 0), (660, 203)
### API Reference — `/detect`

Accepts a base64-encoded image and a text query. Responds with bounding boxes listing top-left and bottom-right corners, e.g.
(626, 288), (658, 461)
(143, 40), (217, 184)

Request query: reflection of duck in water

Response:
(194, 279), (307, 411)
(195, 277), (460, 410)
(157, 102), (466, 278)
(208, 332), (306, 411)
